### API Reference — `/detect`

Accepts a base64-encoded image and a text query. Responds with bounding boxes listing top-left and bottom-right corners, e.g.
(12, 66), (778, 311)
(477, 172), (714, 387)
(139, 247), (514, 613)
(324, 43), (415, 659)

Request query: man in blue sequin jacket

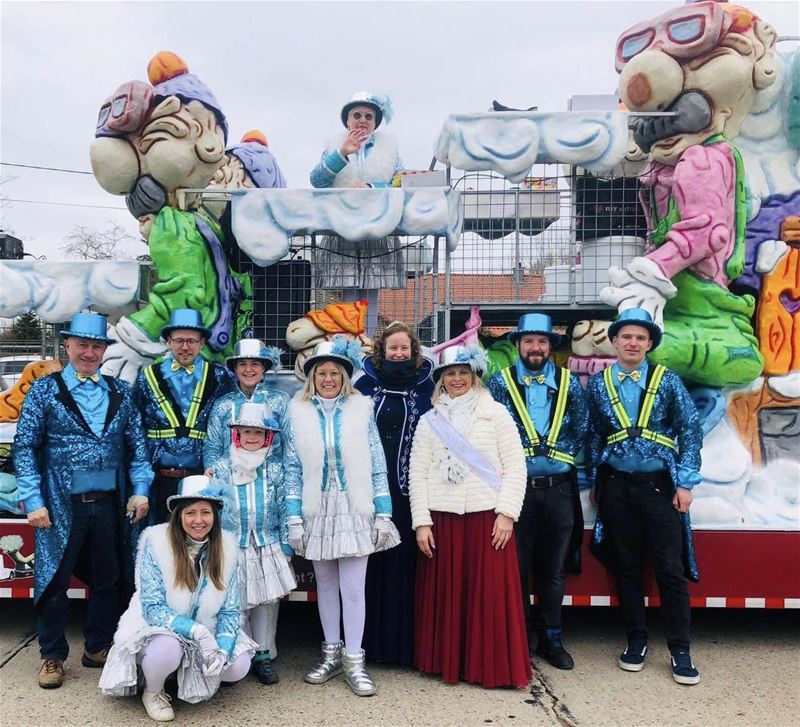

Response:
(586, 308), (702, 686)
(13, 312), (153, 690)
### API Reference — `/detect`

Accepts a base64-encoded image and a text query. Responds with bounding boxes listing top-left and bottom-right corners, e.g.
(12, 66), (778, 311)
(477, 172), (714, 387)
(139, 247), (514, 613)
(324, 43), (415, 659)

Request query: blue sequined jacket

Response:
(487, 365), (589, 468)
(132, 359), (234, 468)
(585, 367), (702, 487)
(12, 373), (151, 601)
(203, 385), (290, 472)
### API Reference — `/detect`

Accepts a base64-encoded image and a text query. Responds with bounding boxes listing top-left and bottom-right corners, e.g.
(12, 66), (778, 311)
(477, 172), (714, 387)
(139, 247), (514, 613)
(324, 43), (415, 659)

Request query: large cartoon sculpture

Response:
(602, 0), (777, 387)
(90, 51), (256, 381)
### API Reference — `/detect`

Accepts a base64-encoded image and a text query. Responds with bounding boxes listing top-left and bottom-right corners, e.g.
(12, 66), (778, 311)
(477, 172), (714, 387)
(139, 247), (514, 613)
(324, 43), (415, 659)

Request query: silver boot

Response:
(342, 649), (376, 696)
(304, 641), (343, 684)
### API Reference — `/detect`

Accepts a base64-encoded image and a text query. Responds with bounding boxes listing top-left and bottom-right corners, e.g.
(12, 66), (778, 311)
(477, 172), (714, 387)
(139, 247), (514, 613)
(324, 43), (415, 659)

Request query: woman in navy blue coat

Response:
(355, 321), (434, 665)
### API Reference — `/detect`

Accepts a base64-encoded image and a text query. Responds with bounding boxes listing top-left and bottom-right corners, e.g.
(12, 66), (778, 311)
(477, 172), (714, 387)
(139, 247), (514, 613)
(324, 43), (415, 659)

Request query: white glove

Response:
(202, 649), (227, 678)
(288, 520), (305, 556)
(191, 623), (219, 660)
(600, 256), (677, 330)
(101, 317), (166, 384)
(372, 517), (394, 551)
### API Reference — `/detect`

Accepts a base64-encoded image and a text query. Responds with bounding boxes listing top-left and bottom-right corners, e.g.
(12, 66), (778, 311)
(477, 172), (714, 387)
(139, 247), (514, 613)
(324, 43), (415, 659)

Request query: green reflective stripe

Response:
(502, 366), (575, 464)
(147, 428), (206, 440)
(501, 368), (539, 446)
(184, 361), (209, 431)
(144, 365), (181, 428)
(603, 364), (676, 450)
(546, 369), (570, 449)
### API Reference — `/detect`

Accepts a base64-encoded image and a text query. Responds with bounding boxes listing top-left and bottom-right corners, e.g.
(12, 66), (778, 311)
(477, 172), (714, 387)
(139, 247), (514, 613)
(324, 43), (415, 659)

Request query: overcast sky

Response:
(1, 0), (798, 260)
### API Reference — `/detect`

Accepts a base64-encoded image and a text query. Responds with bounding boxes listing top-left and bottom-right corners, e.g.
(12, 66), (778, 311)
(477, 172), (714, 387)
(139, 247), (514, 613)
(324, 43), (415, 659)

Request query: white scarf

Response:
(435, 389), (480, 486)
(230, 444), (269, 486)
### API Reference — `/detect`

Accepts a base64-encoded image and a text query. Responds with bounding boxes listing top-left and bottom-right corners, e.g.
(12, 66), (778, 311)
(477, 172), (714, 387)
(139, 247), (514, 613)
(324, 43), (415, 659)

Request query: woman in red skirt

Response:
(409, 344), (531, 688)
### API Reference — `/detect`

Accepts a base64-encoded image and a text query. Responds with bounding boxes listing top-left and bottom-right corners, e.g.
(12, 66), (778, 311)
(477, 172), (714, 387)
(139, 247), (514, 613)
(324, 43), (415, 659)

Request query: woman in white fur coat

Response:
(99, 476), (255, 722)
(284, 336), (400, 697)
(409, 344), (532, 689)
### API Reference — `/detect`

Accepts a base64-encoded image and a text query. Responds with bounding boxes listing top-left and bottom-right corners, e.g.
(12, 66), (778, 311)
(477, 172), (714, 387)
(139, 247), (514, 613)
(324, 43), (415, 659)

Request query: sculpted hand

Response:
(101, 317), (166, 384)
(126, 495), (149, 524)
(491, 513), (514, 550)
(673, 487), (693, 513)
(601, 256), (677, 330)
(27, 507), (52, 529)
(416, 525), (435, 559)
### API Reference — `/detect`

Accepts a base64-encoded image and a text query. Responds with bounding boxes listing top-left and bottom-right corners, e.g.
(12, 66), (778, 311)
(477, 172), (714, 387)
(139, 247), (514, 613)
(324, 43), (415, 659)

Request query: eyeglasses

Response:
(349, 111), (375, 121)
(170, 337), (202, 347)
(315, 371), (342, 379)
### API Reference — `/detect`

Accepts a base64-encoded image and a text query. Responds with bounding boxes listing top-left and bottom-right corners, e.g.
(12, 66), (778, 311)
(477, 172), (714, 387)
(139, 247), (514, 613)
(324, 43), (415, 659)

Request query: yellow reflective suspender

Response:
(500, 366), (576, 465)
(144, 361), (210, 441)
(602, 364), (676, 449)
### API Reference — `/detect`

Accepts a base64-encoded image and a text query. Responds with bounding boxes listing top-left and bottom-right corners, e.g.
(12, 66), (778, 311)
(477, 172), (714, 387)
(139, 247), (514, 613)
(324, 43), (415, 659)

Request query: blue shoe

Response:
(618, 641), (647, 672)
(671, 651), (700, 685)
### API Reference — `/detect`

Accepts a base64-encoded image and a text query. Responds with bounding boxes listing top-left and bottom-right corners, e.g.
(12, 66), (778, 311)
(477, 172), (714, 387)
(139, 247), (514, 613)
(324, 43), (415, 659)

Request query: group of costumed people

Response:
(11, 90), (705, 722)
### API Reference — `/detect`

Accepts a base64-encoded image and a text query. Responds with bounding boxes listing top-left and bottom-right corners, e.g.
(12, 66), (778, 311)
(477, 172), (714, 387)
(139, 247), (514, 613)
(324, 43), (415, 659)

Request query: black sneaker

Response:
(618, 641), (647, 672)
(535, 636), (575, 670)
(252, 656), (279, 685)
(671, 651), (700, 685)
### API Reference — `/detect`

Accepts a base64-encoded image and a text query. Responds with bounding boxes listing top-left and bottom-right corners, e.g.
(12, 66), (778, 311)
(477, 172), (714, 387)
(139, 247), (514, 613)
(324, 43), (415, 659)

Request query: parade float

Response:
(1, 0), (797, 608)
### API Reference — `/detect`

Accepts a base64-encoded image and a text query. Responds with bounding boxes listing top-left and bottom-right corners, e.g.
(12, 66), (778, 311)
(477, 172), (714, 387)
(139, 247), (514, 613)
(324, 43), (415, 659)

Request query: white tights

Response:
(312, 556), (368, 655)
(244, 601), (279, 657)
(139, 634), (250, 693)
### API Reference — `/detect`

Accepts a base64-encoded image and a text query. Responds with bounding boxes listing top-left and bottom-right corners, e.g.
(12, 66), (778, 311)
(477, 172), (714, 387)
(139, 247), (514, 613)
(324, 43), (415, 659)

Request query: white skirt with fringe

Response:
(302, 485), (401, 561)
(99, 626), (257, 704)
(239, 535), (297, 609)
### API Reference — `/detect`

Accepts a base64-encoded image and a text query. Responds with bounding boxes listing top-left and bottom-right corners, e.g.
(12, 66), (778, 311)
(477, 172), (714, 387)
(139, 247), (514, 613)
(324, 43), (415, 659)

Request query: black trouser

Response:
(37, 497), (119, 660)
(515, 473), (574, 633)
(600, 469), (690, 653)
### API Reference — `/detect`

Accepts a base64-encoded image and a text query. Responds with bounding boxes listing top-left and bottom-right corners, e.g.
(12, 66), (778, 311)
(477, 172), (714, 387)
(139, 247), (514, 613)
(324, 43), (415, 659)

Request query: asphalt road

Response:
(1, 600), (798, 727)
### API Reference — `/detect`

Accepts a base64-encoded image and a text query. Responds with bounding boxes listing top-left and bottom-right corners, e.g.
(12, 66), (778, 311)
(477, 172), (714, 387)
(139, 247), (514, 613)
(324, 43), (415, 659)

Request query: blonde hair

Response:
(301, 361), (356, 401)
(431, 368), (484, 405)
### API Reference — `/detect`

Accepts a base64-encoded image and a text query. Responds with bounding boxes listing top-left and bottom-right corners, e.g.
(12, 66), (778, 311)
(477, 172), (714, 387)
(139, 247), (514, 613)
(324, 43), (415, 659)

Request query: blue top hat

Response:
(160, 308), (212, 341)
(607, 308), (662, 350)
(59, 312), (116, 344)
(507, 313), (565, 349)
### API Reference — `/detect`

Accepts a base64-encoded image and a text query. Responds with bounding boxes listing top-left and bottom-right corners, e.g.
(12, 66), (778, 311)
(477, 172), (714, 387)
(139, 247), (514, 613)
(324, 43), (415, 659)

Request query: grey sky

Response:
(2, 0), (798, 260)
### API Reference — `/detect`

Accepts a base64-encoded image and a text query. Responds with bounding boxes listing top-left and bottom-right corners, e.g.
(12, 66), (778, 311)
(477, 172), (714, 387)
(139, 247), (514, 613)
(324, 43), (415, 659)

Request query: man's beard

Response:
(521, 353), (547, 371)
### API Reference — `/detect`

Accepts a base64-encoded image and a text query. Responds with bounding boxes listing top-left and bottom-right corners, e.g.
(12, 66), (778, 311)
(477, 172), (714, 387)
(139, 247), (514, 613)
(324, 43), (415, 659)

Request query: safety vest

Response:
(602, 364), (676, 450)
(499, 366), (575, 465)
(143, 361), (210, 441)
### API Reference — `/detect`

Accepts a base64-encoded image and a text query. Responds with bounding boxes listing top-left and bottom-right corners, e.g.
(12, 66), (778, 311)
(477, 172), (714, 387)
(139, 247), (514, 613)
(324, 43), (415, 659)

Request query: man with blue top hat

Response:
(487, 313), (588, 670)
(586, 307), (702, 685)
(13, 311), (153, 689)
(133, 308), (234, 524)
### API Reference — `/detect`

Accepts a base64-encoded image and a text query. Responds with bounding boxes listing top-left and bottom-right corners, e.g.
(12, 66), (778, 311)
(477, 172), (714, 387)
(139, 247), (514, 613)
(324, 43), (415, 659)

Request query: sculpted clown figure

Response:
(602, 1), (778, 386)
(90, 51), (251, 382)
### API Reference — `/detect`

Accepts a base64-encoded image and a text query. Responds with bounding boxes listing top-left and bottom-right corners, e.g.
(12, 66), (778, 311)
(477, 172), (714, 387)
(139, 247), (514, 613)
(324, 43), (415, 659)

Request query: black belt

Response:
(157, 467), (200, 480)
(71, 490), (114, 503)
(527, 472), (571, 489)
(608, 468), (669, 485)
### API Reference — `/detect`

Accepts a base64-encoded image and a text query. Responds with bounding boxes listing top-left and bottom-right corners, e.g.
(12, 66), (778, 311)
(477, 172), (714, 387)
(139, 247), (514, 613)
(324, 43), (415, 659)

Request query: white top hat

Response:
(432, 344), (487, 382)
(166, 475), (226, 512)
(302, 335), (362, 377)
(225, 338), (283, 373)
(229, 401), (281, 431)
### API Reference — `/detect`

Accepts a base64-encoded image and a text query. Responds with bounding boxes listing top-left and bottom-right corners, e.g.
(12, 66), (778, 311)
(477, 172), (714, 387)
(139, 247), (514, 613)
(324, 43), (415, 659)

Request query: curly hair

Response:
(371, 321), (424, 370)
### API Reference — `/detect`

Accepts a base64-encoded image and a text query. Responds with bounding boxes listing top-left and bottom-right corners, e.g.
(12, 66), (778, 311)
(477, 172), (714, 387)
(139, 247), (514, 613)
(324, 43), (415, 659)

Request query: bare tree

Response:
(0, 174), (18, 234)
(62, 222), (139, 260)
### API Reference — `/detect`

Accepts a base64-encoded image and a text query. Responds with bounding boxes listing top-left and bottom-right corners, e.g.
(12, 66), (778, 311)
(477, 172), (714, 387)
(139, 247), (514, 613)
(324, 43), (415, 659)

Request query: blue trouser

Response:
(37, 497), (120, 660)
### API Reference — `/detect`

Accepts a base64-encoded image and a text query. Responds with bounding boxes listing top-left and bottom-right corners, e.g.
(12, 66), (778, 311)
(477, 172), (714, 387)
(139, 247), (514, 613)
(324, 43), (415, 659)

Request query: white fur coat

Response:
(325, 131), (399, 188)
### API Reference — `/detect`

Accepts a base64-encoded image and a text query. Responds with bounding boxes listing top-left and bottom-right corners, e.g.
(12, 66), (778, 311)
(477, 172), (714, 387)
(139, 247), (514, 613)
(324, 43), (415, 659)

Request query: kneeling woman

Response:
(100, 476), (255, 722)
(284, 336), (400, 696)
(410, 345), (531, 688)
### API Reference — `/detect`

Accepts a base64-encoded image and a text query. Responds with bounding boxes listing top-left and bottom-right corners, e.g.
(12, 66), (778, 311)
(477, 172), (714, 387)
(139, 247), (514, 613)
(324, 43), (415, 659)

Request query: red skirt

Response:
(414, 510), (532, 688)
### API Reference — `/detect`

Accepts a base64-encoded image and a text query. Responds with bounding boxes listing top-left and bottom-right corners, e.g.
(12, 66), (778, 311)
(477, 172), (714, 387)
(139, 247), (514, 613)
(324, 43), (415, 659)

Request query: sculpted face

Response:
(615, 1), (777, 165)
(64, 337), (107, 377)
